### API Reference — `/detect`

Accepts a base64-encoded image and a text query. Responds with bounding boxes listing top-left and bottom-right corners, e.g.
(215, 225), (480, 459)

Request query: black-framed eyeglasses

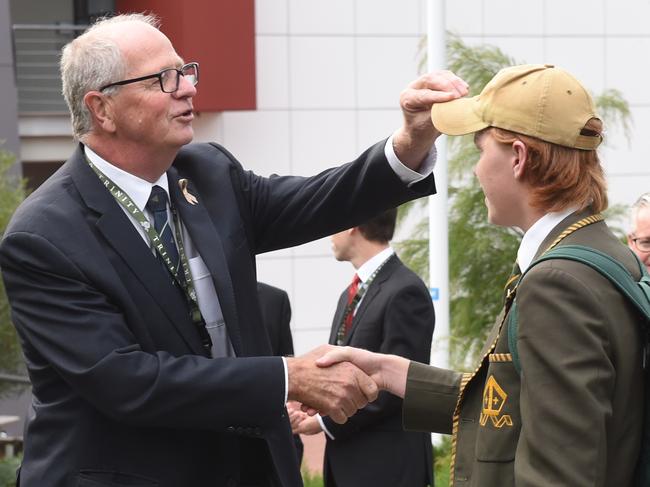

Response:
(631, 237), (650, 252)
(99, 62), (199, 93)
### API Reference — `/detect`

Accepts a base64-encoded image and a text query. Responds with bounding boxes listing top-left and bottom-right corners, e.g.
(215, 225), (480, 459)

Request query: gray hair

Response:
(630, 192), (650, 233)
(60, 13), (160, 140)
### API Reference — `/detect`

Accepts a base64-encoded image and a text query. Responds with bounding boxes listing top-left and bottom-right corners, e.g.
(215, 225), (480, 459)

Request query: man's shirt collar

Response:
(357, 246), (394, 283)
(84, 145), (170, 212)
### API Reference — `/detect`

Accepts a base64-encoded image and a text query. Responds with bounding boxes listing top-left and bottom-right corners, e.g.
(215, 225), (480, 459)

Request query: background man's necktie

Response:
(146, 185), (180, 277)
(343, 274), (361, 335)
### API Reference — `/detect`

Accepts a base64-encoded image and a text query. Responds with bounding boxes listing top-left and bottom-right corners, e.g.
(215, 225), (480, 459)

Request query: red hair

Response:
(489, 119), (608, 213)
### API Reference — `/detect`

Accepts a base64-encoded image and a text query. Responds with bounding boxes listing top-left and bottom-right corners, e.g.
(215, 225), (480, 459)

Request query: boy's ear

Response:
(512, 140), (528, 179)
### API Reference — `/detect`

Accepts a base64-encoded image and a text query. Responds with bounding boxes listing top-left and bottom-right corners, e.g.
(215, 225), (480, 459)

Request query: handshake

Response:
(285, 345), (409, 432)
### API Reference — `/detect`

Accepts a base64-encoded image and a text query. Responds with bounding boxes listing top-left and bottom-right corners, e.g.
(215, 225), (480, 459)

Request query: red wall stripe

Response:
(115, 0), (256, 112)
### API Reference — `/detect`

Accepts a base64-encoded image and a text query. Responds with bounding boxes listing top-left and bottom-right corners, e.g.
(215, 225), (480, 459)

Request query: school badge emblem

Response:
(480, 375), (513, 428)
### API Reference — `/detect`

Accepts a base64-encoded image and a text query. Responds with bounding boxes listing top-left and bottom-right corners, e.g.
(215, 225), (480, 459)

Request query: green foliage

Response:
(446, 34), (518, 94)
(398, 35), (633, 368)
(0, 456), (20, 487)
(301, 468), (323, 487)
(0, 146), (27, 397)
(396, 200), (430, 280)
(434, 436), (452, 487)
(594, 89), (632, 144)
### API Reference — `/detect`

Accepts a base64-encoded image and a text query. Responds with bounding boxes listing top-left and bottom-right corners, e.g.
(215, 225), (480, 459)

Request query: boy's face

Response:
(473, 130), (523, 228)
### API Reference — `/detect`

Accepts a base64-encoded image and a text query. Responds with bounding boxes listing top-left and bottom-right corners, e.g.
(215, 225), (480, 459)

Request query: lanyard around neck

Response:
(86, 159), (204, 328)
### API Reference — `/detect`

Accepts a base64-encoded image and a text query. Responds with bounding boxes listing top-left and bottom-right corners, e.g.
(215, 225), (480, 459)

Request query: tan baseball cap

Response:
(431, 64), (602, 150)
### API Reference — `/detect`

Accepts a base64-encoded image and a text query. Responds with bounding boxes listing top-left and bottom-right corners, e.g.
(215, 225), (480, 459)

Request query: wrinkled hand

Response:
(286, 344), (378, 424)
(394, 70), (469, 169)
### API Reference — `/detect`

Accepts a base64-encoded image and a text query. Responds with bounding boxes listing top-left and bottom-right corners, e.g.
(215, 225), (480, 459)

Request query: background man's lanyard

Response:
(87, 159), (212, 352)
(335, 257), (391, 346)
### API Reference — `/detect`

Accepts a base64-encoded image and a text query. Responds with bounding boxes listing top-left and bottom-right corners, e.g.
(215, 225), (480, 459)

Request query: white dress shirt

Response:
(517, 207), (578, 272)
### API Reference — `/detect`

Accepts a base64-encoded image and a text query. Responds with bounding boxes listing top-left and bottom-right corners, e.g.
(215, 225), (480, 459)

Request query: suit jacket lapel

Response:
(69, 146), (206, 355)
(329, 292), (348, 345)
(167, 169), (243, 355)
(344, 254), (398, 345)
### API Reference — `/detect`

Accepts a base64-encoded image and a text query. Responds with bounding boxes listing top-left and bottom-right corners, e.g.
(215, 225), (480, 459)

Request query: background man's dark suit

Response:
(323, 254), (435, 487)
(257, 282), (304, 464)
(0, 142), (434, 487)
(257, 283), (295, 360)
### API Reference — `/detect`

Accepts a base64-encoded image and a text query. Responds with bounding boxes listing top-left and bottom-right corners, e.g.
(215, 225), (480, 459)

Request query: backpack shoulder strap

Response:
(508, 244), (650, 375)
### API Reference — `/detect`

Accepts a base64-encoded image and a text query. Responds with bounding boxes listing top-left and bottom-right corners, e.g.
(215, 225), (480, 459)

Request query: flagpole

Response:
(427, 0), (449, 372)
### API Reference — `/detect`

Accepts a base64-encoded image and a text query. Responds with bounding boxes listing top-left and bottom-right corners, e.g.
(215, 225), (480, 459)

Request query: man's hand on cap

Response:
(393, 70), (469, 169)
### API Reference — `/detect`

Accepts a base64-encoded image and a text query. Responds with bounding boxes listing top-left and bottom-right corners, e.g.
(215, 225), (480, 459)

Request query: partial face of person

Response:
(108, 23), (197, 151)
(473, 130), (522, 227)
(330, 230), (353, 262)
(628, 207), (650, 272)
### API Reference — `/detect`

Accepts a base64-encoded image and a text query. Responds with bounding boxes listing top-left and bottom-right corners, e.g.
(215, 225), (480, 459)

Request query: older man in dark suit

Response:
(0, 12), (468, 487)
(293, 209), (434, 487)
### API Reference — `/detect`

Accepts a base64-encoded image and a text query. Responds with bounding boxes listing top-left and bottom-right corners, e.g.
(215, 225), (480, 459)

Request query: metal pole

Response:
(427, 0), (449, 371)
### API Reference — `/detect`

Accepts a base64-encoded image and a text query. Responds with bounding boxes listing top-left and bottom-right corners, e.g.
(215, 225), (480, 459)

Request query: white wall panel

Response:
(293, 328), (332, 355)
(483, 0), (544, 36)
(221, 110), (291, 176)
(544, 37), (606, 94)
(293, 236), (336, 258)
(605, 38), (650, 105)
(292, 256), (351, 351)
(289, 37), (356, 109)
(545, 0), (605, 35)
(255, 0), (289, 34)
(600, 106), (650, 175)
(288, 0), (354, 35)
(256, 36), (290, 109)
(446, 0), (484, 36)
(355, 0), (423, 35)
(356, 109), (401, 153)
(256, 254), (295, 294)
(289, 110), (356, 176)
(605, 0), (650, 35)
(356, 36), (421, 108)
(192, 112), (224, 144)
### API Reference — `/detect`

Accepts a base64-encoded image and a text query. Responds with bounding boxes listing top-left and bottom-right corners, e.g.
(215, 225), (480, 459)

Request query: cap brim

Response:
(431, 95), (489, 136)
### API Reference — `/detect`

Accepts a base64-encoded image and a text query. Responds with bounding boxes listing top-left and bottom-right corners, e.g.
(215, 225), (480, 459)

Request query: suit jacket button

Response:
(226, 426), (235, 433)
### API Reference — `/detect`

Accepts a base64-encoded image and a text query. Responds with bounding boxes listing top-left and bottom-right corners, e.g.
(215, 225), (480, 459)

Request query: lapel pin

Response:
(178, 178), (198, 206)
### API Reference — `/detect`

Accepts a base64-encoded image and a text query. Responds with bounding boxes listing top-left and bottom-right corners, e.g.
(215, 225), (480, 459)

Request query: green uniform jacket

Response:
(403, 210), (644, 486)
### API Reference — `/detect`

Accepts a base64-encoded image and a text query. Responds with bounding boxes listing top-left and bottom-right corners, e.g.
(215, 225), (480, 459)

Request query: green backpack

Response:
(506, 244), (650, 486)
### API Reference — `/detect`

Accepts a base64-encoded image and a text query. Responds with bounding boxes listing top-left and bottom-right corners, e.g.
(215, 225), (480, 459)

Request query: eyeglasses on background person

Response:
(631, 237), (650, 253)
